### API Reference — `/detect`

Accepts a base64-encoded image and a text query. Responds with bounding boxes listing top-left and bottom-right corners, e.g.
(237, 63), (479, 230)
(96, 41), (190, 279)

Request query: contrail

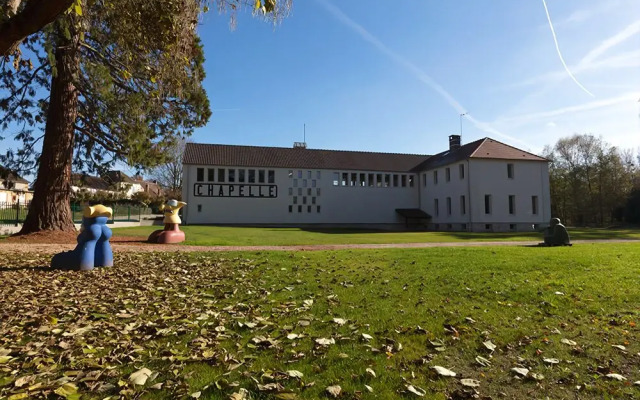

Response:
(314, 0), (531, 147)
(541, 0), (595, 97)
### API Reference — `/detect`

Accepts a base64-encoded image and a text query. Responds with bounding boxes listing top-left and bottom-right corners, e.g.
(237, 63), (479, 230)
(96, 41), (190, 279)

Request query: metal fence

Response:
(0, 201), (153, 225)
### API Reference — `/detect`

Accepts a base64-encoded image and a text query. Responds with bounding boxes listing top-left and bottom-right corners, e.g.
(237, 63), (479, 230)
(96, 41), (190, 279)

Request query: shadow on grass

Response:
(0, 265), (51, 272)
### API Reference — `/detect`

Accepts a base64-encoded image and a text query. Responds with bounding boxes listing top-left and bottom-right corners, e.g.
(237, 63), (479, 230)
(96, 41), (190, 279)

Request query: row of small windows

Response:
(332, 172), (415, 188)
(289, 187), (321, 196)
(434, 195), (539, 216)
(289, 170), (322, 179)
(428, 163), (515, 185)
(289, 205), (321, 213)
(196, 168), (275, 184)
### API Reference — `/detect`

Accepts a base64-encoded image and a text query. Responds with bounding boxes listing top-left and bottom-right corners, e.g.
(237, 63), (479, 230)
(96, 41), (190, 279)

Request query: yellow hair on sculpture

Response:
(83, 204), (113, 218)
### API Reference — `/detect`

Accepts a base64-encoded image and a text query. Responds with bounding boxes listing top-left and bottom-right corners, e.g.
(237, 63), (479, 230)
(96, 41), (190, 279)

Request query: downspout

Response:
(467, 160), (472, 231)
(183, 164), (190, 224)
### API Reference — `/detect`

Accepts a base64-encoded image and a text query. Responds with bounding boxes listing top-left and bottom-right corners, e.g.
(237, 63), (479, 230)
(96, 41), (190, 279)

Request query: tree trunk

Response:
(18, 26), (78, 234)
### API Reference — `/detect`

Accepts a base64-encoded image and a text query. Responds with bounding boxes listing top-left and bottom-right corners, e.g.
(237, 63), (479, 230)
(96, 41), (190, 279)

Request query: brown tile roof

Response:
(71, 174), (111, 190)
(0, 166), (29, 184)
(184, 143), (431, 172)
(414, 138), (547, 170)
(184, 139), (547, 173)
(103, 170), (134, 184)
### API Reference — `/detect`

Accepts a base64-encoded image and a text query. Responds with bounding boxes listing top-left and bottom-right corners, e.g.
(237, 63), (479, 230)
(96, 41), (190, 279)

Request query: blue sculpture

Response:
(51, 205), (114, 271)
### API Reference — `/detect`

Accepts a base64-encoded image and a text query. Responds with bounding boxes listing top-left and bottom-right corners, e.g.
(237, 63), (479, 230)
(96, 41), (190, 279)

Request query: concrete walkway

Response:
(0, 239), (637, 254)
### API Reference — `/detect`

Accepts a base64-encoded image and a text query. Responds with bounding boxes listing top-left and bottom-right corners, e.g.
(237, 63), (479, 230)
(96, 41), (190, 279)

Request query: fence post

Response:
(15, 197), (20, 226)
(128, 205), (131, 221)
(139, 206), (141, 222)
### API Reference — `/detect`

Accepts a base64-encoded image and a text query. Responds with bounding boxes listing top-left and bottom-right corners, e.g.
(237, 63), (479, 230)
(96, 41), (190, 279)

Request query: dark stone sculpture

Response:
(147, 199), (187, 244)
(51, 205), (114, 270)
(541, 218), (571, 246)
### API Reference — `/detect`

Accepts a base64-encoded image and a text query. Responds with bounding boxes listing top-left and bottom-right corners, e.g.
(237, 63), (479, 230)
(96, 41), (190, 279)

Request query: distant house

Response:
(0, 167), (33, 204)
(132, 175), (164, 197)
(70, 173), (115, 196)
(71, 171), (160, 199)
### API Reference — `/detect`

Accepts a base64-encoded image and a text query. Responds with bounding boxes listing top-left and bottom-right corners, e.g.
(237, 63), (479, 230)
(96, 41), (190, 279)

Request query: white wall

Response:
(420, 161), (471, 226)
(182, 165), (419, 225)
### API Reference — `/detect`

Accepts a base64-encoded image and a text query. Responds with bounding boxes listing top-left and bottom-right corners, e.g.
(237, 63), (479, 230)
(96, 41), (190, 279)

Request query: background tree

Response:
(1, 0), (291, 235)
(543, 134), (637, 226)
(150, 138), (188, 199)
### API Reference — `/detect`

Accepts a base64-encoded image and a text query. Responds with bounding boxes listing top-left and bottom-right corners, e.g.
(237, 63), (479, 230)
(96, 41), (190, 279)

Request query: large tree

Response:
(1, 0), (291, 234)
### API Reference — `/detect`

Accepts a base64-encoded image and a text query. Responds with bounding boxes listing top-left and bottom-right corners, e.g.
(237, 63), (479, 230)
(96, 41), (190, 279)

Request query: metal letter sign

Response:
(193, 184), (278, 198)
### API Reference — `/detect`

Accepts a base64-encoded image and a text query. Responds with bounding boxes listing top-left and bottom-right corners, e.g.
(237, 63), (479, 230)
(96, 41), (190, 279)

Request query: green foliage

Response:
(1, 244), (640, 398)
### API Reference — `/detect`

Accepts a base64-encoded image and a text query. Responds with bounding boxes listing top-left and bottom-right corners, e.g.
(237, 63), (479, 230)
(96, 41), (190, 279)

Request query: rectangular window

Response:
(238, 169), (245, 183)
(288, 205), (293, 213)
(303, 179), (308, 187)
(258, 170), (265, 183)
(401, 175), (407, 187)
(307, 205), (312, 213)
(393, 174), (399, 187)
(196, 168), (204, 181)
(461, 223), (467, 230)
(207, 168), (215, 182)
(197, 204), (202, 212)
(446, 197), (452, 215)
(333, 172), (339, 186)
(298, 170), (303, 178)
(293, 196), (297, 204)
(485, 224), (492, 231)
(268, 170), (275, 184)
(288, 170), (293, 178)
(341, 172), (348, 186)
(376, 174), (382, 187)
(360, 173), (366, 187)
(317, 188), (321, 196)
(532, 196), (539, 215)
(445, 167), (451, 182)
(288, 188), (293, 196)
(307, 188), (312, 195)
(317, 205), (321, 213)
(312, 197), (316, 204)
(433, 170), (438, 184)
(459, 164), (465, 179)
(350, 173), (358, 187)
(384, 174), (390, 187)
(368, 173), (374, 187)
(303, 196), (307, 205)
(434, 198), (439, 216)
(509, 195), (516, 214)
(507, 163), (514, 179)
(298, 205), (302, 213)
(317, 171), (321, 179)
(248, 169), (256, 183)
(408, 176), (414, 187)
(510, 223), (517, 231)
(484, 195), (492, 214)
(460, 195), (466, 215)
(307, 171), (312, 179)
(312, 180), (317, 187)
(218, 168), (225, 183)
(228, 169), (236, 183)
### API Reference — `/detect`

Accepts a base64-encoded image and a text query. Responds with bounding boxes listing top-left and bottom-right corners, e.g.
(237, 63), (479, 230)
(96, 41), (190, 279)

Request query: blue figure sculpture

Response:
(51, 205), (114, 271)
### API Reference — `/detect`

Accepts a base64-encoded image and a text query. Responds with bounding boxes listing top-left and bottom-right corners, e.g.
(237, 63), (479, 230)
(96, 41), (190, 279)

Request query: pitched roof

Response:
(184, 143), (431, 172)
(103, 170), (134, 184)
(414, 138), (547, 170)
(71, 174), (111, 190)
(0, 166), (29, 184)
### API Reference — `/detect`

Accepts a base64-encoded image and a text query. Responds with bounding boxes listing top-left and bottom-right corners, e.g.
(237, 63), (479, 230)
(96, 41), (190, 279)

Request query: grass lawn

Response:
(1, 244), (640, 399)
(112, 225), (640, 246)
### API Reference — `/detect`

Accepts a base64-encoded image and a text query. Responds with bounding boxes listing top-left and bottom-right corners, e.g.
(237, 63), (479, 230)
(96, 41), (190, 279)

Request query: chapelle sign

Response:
(193, 183), (277, 198)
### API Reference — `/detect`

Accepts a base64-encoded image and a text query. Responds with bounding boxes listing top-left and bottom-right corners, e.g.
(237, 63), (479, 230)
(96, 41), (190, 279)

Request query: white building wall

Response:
(182, 165), (419, 225)
(466, 159), (550, 231)
(420, 161), (471, 229)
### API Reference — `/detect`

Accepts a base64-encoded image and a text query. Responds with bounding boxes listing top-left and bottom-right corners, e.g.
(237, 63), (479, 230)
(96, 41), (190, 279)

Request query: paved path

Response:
(0, 239), (637, 254)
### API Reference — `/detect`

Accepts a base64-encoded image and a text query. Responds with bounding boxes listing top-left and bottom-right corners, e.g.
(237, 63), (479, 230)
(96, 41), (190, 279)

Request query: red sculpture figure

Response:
(148, 199), (187, 244)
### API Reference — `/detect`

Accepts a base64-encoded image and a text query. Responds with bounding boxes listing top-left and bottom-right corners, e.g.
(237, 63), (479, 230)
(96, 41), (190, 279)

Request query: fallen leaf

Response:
(365, 384), (373, 392)
(483, 340), (497, 351)
(543, 358), (560, 364)
(431, 366), (456, 377)
(406, 384), (426, 396)
(366, 368), (376, 378)
(332, 318), (347, 326)
(612, 344), (626, 351)
(361, 333), (373, 341)
(561, 338), (577, 346)
(229, 388), (249, 399)
(460, 379), (480, 387)
(606, 373), (626, 381)
(326, 385), (341, 398)
(511, 367), (529, 377)
(315, 338), (335, 346)
(129, 368), (153, 386)
(286, 370), (304, 379)
(475, 356), (492, 367)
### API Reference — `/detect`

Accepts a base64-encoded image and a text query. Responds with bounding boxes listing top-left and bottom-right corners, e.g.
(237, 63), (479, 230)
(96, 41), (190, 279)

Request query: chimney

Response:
(449, 135), (461, 150)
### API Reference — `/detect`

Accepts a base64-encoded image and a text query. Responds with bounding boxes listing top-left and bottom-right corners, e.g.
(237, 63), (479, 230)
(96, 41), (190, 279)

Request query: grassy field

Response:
(112, 225), (640, 246)
(1, 244), (639, 399)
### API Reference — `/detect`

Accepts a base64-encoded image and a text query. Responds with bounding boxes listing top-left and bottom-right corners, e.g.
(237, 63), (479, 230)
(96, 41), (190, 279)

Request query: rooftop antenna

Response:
(304, 123), (306, 143)
(294, 124), (308, 149)
(459, 112), (467, 136)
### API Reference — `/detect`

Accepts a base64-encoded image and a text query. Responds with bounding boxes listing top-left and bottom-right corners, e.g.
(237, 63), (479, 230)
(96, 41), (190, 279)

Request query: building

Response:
(0, 167), (33, 205)
(71, 171), (157, 199)
(181, 136), (551, 231)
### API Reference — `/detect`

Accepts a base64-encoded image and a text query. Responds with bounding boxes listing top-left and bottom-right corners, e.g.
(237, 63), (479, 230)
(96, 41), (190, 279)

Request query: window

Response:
(459, 164), (465, 179)
(401, 175), (407, 187)
(508, 195), (516, 214)
(238, 169), (245, 183)
(312, 180), (317, 187)
(484, 194), (492, 214)
(507, 163), (514, 179)
(350, 173), (357, 186)
(360, 173), (366, 187)
(408, 176), (414, 187)
(317, 205), (321, 213)
(510, 224), (517, 231)
(293, 196), (297, 204)
(228, 169), (236, 183)
(218, 168), (225, 182)
(317, 188), (321, 196)
(393, 174), (399, 187)
(485, 224), (493, 231)
(341, 172), (348, 186)
(461, 223), (467, 230)
(298, 170), (302, 178)
(460, 195), (466, 215)
(298, 205), (302, 213)
(303, 179), (308, 187)
(258, 170), (265, 183)
(532, 196), (539, 215)
(248, 169), (256, 183)
(434, 198), (439, 216)
(333, 172), (339, 186)
(288, 205), (293, 213)
(368, 174), (374, 187)
(268, 170), (275, 183)
(307, 205), (312, 213)
(312, 197), (316, 204)
(446, 197), (452, 215)
(196, 168), (204, 181)
(303, 196), (307, 205)
(197, 204), (202, 212)
(446, 167), (451, 182)
(376, 174), (383, 187)
(317, 171), (321, 179)
(308, 171), (312, 179)
(207, 168), (215, 182)
(288, 170), (293, 178)
(433, 170), (438, 184)
(384, 174), (390, 187)
(307, 188), (312, 195)
(288, 188), (293, 196)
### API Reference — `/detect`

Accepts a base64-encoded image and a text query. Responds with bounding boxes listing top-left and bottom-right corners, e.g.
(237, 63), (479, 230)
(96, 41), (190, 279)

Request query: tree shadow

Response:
(0, 265), (51, 272)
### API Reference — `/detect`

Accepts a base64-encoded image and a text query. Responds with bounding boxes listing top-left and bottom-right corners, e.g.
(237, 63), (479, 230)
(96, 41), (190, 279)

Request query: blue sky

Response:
(192, 0), (640, 157)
